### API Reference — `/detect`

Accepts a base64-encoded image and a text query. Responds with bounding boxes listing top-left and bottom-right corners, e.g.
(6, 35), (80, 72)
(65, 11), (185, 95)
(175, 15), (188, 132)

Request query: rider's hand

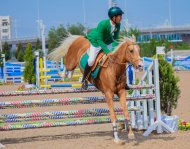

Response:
(107, 52), (113, 57)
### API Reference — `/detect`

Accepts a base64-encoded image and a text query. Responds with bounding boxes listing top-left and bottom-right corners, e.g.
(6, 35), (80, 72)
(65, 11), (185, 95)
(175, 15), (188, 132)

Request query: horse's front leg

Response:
(117, 89), (135, 140)
(105, 91), (125, 145)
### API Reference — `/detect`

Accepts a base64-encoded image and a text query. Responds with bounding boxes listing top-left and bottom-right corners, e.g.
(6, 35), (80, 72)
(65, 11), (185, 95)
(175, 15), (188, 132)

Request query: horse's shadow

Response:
(127, 130), (176, 146)
(1, 129), (176, 146)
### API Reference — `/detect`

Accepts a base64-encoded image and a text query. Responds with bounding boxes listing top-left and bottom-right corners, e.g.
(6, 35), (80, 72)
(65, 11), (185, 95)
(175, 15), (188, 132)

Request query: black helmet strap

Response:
(111, 15), (118, 25)
(112, 17), (116, 25)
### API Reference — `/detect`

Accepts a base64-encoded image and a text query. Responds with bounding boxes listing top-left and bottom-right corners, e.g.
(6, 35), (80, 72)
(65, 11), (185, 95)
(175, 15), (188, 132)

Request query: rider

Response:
(82, 6), (129, 90)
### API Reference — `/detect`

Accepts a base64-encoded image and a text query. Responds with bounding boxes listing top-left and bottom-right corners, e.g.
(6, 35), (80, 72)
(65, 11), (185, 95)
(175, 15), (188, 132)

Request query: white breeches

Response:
(87, 44), (102, 66)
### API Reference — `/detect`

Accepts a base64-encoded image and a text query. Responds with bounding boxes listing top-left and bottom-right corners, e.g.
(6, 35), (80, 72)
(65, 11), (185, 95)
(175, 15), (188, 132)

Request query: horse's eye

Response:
(130, 50), (134, 53)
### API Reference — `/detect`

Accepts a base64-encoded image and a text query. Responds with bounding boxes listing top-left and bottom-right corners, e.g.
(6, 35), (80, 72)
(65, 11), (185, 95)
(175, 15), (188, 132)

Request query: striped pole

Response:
(0, 116), (125, 131)
(0, 108), (125, 122)
(0, 87), (98, 97)
(0, 85), (154, 97)
(40, 83), (93, 88)
(0, 94), (155, 109)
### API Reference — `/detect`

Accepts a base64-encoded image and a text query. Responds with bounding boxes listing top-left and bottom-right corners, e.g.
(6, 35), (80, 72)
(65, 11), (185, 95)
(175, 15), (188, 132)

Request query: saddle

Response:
(79, 51), (108, 79)
(91, 52), (108, 71)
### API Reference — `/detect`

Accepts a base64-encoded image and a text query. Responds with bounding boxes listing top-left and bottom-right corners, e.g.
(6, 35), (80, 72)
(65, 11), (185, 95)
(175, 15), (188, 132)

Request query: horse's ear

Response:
(132, 34), (136, 42)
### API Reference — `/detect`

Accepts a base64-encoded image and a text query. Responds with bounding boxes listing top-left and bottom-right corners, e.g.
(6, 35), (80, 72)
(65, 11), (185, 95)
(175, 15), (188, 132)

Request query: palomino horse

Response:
(48, 35), (143, 144)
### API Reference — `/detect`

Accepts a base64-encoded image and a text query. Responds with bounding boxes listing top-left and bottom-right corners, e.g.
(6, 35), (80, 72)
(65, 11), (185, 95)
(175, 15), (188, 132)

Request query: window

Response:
(2, 36), (9, 40)
(2, 19), (7, 22)
(2, 22), (8, 26)
(2, 29), (8, 33)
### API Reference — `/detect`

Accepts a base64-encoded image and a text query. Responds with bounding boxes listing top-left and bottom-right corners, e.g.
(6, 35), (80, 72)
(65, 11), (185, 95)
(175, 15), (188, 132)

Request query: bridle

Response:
(108, 43), (140, 67)
(106, 43), (141, 85)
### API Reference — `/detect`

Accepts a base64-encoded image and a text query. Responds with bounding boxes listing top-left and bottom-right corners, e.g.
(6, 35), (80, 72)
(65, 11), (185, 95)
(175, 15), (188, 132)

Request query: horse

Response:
(48, 34), (143, 144)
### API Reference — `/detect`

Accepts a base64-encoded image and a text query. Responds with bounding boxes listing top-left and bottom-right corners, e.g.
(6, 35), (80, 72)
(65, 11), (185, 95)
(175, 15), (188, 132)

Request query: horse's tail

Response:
(47, 35), (82, 63)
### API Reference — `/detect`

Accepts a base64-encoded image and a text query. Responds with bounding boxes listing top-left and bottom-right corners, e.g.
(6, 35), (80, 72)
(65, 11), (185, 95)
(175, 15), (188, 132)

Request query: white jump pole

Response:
(170, 48), (173, 66)
(35, 51), (40, 88)
(39, 20), (48, 87)
(1, 54), (6, 83)
(60, 58), (64, 71)
(143, 59), (174, 136)
(147, 63), (154, 126)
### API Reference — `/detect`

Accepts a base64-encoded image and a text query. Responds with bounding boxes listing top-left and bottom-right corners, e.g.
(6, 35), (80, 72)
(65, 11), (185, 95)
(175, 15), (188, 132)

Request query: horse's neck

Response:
(109, 46), (127, 76)
(112, 45), (126, 63)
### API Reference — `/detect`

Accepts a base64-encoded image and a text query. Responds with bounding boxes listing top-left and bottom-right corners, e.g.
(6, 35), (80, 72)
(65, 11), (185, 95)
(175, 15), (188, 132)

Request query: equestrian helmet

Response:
(108, 6), (124, 19)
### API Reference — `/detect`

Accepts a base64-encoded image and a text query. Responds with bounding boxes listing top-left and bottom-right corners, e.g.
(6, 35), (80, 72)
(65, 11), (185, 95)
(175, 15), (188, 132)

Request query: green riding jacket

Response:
(87, 19), (120, 54)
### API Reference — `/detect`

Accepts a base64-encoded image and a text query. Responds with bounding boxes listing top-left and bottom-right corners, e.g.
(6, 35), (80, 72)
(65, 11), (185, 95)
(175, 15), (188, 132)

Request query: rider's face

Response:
(112, 15), (122, 24)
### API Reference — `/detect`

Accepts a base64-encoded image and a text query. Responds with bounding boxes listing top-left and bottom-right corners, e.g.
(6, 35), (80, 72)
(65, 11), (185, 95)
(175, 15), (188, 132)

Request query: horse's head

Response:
(122, 35), (143, 70)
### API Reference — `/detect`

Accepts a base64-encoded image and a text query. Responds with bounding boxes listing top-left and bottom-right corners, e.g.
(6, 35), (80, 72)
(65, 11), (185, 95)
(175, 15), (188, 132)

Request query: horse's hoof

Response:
(128, 133), (135, 140)
(81, 81), (88, 90)
(132, 139), (138, 145)
(118, 123), (125, 132)
(114, 139), (125, 145)
(0, 143), (5, 148)
(118, 128), (125, 133)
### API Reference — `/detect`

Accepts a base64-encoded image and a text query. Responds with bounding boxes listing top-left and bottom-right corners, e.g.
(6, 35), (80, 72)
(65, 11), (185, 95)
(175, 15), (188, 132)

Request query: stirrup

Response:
(81, 80), (88, 90)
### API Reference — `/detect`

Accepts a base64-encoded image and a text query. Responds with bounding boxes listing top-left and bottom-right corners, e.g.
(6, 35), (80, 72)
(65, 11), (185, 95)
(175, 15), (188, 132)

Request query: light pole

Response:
(37, 20), (47, 87)
(37, 0), (40, 38)
(0, 31), (2, 52)
(0, 39), (2, 52)
(82, 0), (87, 35)
(169, 0), (172, 26)
(108, 0), (117, 8)
(37, 20), (46, 57)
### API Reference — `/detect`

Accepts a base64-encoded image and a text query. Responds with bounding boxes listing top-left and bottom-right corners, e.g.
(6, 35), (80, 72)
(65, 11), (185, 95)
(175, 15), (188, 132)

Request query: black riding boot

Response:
(81, 64), (92, 90)
(125, 84), (130, 90)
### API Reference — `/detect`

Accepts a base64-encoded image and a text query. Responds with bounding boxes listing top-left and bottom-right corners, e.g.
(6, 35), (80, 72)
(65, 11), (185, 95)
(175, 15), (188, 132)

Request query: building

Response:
(137, 26), (190, 44)
(0, 16), (12, 40)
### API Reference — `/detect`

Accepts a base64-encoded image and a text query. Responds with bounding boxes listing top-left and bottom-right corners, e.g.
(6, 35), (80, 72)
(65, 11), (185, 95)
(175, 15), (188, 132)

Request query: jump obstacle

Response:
(0, 54), (6, 83)
(35, 53), (134, 89)
(0, 59), (174, 137)
(35, 52), (83, 88)
(0, 54), (25, 84)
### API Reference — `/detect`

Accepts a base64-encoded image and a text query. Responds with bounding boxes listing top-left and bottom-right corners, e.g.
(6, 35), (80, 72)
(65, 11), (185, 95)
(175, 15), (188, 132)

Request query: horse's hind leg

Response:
(60, 66), (67, 78)
(117, 89), (135, 140)
(105, 91), (125, 145)
(68, 70), (73, 78)
(64, 53), (77, 79)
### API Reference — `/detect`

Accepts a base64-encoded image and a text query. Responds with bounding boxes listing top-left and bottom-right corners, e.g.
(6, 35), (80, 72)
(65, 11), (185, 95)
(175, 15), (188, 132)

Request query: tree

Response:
(35, 38), (41, 50)
(149, 38), (156, 56)
(139, 43), (150, 57)
(56, 25), (67, 41)
(23, 43), (35, 84)
(34, 38), (43, 57)
(2, 42), (11, 60)
(17, 50), (25, 62)
(15, 42), (24, 62)
(15, 42), (21, 58)
(0, 51), (3, 67)
(48, 23), (86, 53)
(48, 25), (67, 53)
(128, 27), (141, 37)
(119, 29), (127, 37)
(119, 27), (141, 38)
(48, 27), (58, 53)
(139, 39), (173, 57)
(67, 23), (86, 35)
(158, 55), (180, 115)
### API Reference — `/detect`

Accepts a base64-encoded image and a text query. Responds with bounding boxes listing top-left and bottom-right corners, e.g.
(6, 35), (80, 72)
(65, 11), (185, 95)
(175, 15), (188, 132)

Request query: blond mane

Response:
(112, 36), (134, 53)
(47, 34), (83, 62)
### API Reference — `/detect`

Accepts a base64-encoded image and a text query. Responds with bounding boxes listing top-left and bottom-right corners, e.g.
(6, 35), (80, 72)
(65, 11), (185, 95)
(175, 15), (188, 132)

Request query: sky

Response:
(0, 0), (190, 38)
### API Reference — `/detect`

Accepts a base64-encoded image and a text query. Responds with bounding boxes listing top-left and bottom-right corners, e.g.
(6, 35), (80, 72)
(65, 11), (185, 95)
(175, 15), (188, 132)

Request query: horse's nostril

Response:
(137, 65), (143, 71)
